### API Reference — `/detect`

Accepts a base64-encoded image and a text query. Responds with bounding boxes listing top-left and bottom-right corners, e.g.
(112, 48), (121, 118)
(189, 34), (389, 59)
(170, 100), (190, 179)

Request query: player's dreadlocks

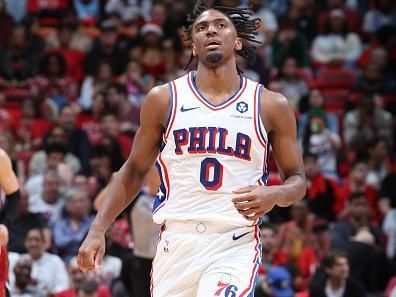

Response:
(184, 0), (261, 72)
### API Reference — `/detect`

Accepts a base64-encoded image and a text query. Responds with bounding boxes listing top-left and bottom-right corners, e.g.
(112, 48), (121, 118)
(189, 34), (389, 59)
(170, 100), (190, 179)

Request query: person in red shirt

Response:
(259, 223), (289, 276)
(277, 200), (315, 261)
(335, 159), (379, 220)
(304, 153), (337, 221)
(55, 257), (111, 297)
(297, 219), (331, 290)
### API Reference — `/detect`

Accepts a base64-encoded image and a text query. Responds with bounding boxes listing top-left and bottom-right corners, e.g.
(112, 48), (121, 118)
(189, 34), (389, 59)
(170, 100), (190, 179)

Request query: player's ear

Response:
(235, 38), (242, 51)
(192, 43), (197, 56)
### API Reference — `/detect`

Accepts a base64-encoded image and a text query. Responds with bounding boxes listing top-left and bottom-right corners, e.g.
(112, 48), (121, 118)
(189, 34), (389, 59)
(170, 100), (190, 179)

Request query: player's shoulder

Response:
(141, 83), (171, 127)
(259, 87), (290, 112)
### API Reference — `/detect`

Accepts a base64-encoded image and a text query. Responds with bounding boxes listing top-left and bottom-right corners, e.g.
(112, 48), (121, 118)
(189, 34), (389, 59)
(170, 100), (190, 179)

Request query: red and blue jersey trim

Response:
(239, 225), (261, 297)
(164, 81), (177, 140)
(152, 155), (170, 215)
(187, 71), (247, 111)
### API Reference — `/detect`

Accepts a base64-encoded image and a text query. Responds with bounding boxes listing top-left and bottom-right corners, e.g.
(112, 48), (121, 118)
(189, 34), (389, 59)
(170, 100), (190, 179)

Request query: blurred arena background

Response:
(0, 0), (395, 297)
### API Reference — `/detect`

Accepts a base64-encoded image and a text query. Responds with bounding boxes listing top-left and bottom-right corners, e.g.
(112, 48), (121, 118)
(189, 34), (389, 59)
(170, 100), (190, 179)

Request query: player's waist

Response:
(164, 220), (255, 235)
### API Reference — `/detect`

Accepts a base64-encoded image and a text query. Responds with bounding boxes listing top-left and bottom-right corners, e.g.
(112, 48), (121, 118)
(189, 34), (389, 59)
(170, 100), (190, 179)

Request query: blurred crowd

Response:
(0, 0), (395, 297)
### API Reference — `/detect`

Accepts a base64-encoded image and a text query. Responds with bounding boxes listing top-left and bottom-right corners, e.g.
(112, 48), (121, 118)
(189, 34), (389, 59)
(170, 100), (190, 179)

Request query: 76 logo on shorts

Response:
(215, 281), (238, 297)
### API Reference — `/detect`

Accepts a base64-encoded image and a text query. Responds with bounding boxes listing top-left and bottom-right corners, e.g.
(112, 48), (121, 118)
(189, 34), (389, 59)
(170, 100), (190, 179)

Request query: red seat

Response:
(315, 67), (357, 89)
(3, 87), (32, 101)
(322, 89), (349, 115)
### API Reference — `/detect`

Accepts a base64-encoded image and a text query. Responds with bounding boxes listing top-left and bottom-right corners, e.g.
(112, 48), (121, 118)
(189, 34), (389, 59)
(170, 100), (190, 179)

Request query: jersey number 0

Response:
(200, 157), (223, 191)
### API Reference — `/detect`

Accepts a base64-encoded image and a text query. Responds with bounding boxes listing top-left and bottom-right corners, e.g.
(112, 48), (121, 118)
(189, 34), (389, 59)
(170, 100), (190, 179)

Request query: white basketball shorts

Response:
(150, 221), (261, 297)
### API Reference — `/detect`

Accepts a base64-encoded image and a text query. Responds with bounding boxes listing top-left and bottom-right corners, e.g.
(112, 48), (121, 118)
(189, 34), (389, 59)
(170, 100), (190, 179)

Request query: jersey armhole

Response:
(255, 84), (267, 146)
(164, 81), (177, 139)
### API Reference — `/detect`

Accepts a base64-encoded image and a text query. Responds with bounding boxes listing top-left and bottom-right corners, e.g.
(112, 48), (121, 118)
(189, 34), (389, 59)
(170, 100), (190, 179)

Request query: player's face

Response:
(191, 9), (242, 67)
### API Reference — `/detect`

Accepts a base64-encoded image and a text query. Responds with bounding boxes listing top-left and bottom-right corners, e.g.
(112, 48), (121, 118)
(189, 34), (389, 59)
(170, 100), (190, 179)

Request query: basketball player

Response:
(0, 148), (21, 297)
(78, 2), (306, 296)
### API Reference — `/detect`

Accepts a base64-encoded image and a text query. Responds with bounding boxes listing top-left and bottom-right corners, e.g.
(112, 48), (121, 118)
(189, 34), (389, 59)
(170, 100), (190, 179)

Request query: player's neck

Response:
(194, 63), (240, 104)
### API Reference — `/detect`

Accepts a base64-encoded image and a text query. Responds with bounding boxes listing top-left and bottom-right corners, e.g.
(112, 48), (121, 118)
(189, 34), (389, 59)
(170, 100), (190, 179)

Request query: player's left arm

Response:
(232, 90), (306, 220)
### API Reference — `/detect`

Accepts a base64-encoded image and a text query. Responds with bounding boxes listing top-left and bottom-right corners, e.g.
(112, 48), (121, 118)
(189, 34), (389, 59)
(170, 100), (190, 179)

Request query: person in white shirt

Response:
(311, 9), (362, 66)
(28, 171), (64, 227)
(24, 228), (69, 295)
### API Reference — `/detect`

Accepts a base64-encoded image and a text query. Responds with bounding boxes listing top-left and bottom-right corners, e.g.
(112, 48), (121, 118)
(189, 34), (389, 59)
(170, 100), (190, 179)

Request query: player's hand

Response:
(232, 185), (278, 221)
(0, 224), (9, 246)
(77, 229), (105, 272)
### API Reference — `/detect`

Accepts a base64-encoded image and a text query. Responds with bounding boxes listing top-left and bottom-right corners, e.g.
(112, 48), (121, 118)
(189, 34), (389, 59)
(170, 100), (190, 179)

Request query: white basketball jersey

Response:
(152, 71), (270, 227)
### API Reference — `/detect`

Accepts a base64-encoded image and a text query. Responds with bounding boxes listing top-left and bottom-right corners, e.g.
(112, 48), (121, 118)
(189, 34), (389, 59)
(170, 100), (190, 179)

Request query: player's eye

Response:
(197, 25), (206, 32)
(218, 23), (226, 28)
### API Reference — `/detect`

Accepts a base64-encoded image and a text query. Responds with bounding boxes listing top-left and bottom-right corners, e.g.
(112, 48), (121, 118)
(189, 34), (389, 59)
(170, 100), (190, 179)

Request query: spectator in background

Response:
(0, 25), (38, 82)
(355, 61), (393, 94)
(14, 98), (52, 151)
(89, 146), (113, 190)
(79, 61), (113, 111)
(311, 9), (363, 67)
(72, 0), (105, 25)
(128, 165), (161, 297)
(317, 0), (363, 36)
(272, 18), (309, 68)
(277, 200), (314, 261)
(0, 0), (14, 48)
(335, 160), (379, 218)
(29, 52), (79, 106)
(26, 0), (69, 27)
(118, 60), (155, 107)
(84, 19), (128, 76)
(332, 192), (384, 247)
(56, 257), (111, 297)
(298, 89), (339, 139)
(28, 170), (64, 226)
(29, 126), (81, 177)
(53, 189), (94, 263)
(140, 23), (167, 80)
(309, 250), (367, 297)
(256, 266), (295, 297)
(298, 219), (331, 290)
(105, 0), (153, 21)
(301, 108), (342, 179)
(380, 172), (396, 214)
(275, 56), (309, 108)
(365, 137), (392, 189)
(7, 188), (50, 254)
(3, 0), (27, 23)
(304, 153), (337, 221)
(23, 227), (69, 295)
(258, 224), (289, 276)
(58, 105), (91, 174)
(10, 255), (44, 297)
(343, 95), (393, 150)
(105, 83), (139, 136)
(51, 21), (86, 83)
(79, 92), (105, 146)
(363, 0), (396, 35)
(101, 113), (132, 160)
(285, 0), (316, 43)
(248, 0), (278, 46)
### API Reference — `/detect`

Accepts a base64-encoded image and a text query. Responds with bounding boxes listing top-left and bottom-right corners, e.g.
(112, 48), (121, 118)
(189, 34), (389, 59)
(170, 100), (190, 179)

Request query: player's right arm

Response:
(78, 84), (170, 272)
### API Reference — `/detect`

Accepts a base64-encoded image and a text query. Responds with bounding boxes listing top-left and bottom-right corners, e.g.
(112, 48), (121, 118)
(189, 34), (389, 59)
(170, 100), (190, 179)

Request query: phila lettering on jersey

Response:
(152, 71), (270, 227)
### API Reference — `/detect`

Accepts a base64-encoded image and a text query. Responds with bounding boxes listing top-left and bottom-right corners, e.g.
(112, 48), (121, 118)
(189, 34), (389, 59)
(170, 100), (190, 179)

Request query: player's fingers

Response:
(77, 249), (96, 272)
(232, 192), (256, 203)
(233, 200), (260, 210)
(238, 207), (260, 216)
(232, 185), (256, 194)
(94, 245), (105, 271)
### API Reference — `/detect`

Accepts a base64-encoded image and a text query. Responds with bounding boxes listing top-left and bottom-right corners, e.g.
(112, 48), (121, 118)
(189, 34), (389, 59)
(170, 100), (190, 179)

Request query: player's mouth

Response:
(205, 40), (221, 50)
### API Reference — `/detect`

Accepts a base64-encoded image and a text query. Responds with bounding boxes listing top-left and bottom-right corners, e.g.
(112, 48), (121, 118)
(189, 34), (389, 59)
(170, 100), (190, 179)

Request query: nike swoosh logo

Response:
(180, 105), (200, 112)
(232, 231), (250, 241)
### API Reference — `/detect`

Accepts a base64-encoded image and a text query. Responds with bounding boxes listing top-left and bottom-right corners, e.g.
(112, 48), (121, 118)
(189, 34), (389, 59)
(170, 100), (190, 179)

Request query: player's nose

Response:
(206, 24), (218, 36)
